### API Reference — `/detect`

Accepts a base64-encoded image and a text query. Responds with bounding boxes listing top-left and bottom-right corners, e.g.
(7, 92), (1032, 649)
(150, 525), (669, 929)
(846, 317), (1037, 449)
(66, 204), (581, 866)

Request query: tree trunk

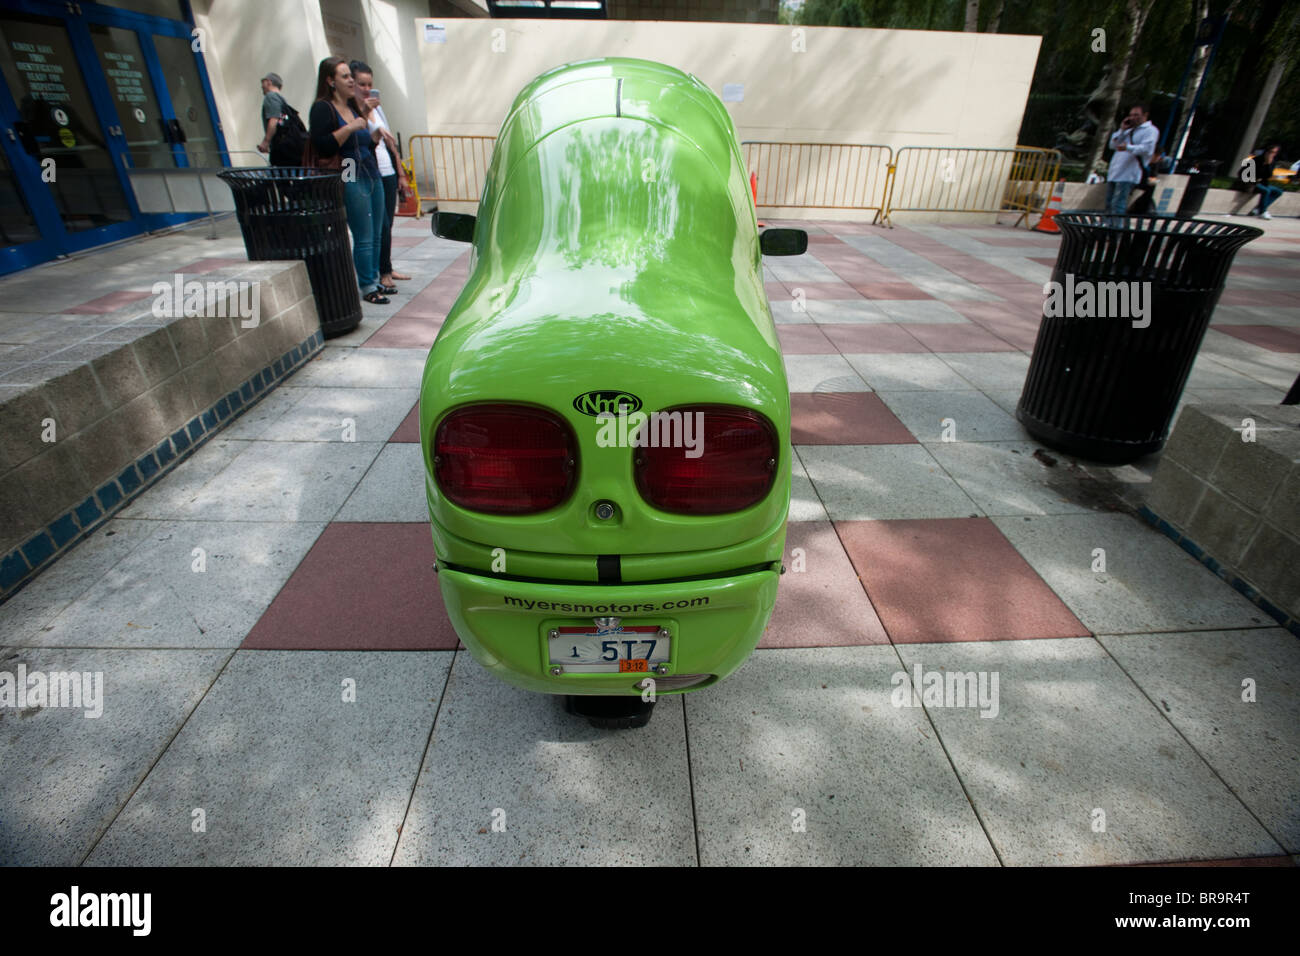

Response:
(1168, 0), (1211, 161)
(1084, 0), (1157, 175)
(984, 0), (1006, 32)
(1211, 0), (1288, 162)
(965, 0), (980, 31)
(1231, 49), (1291, 166)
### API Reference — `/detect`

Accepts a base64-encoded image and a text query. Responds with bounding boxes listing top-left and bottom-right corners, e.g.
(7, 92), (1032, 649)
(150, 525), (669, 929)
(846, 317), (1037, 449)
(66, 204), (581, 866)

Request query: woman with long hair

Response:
(350, 60), (413, 291)
(308, 56), (391, 304)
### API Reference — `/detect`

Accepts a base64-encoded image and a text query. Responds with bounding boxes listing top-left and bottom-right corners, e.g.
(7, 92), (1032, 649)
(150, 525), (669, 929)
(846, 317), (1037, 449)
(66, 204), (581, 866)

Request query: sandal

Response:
(363, 291), (390, 304)
(377, 284), (398, 295)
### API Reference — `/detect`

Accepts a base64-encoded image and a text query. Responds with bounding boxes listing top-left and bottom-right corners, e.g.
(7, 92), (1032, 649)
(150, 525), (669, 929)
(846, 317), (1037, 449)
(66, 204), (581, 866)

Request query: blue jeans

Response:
(342, 176), (385, 294)
(1255, 184), (1283, 212)
(1106, 181), (1135, 215)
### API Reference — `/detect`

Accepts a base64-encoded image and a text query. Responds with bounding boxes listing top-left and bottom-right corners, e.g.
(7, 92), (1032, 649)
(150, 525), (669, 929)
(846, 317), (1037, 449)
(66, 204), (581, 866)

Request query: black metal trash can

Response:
(1017, 213), (1262, 463)
(1176, 160), (1218, 218)
(218, 167), (361, 337)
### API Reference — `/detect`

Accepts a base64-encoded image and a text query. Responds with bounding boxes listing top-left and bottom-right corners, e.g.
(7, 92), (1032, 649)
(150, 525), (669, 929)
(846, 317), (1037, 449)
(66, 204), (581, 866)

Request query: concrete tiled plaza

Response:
(1, 211), (1298, 866)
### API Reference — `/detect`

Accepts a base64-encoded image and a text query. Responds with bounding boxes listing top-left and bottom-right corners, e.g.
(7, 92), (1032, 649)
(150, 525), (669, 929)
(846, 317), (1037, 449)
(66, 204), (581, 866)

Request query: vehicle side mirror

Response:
(760, 228), (808, 257)
(433, 212), (476, 243)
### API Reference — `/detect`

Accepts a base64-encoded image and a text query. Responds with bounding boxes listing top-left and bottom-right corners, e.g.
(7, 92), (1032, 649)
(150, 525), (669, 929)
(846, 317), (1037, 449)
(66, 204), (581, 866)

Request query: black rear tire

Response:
(564, 694), (655, 729)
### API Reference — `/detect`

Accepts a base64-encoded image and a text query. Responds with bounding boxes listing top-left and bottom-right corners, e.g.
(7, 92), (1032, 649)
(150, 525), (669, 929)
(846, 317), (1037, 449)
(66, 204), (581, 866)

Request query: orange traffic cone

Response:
(1033, 179), (1066, 233)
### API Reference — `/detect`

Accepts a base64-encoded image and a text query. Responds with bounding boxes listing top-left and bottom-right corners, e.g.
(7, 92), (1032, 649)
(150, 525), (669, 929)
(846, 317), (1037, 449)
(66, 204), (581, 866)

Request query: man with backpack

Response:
(257, 72), (306, 167)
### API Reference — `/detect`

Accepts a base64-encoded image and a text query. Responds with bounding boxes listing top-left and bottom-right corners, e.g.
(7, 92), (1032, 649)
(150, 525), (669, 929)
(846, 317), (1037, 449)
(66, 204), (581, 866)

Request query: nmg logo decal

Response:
(572, 390), (642, 417)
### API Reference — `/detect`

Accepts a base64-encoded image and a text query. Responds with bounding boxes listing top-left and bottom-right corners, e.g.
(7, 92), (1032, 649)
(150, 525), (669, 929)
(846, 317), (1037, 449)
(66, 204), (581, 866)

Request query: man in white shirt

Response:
(1106, 105), (1159, 216)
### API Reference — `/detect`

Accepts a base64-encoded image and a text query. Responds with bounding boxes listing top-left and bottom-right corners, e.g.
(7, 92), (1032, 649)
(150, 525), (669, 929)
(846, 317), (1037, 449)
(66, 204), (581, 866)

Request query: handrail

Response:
(118, 149), (269, 238)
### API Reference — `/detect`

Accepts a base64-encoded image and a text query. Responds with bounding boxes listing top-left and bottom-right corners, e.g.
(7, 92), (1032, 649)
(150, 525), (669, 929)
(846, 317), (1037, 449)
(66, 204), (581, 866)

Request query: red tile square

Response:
(242, 523), (459, 650)
(850, 282), (934, 300)
(777, 325), (837, 354)
(1218, 289), (1300, 307)
(790, 391), (917, 444)
(389, 401), (421, 442)
(1213, 325), (1300, 352)
(66, 290), (152, 313)
(1230, 265), (1298, 278)
(819, 323), (928, 353)
(835, 518), (1091, 643)
(784, 281), (863, 300)
(904, 323), (1020, 352)
(821, 221), (874, 234)
(951, 302), (1023, 323)
(362, 316), (442, 349)
(978, 236), (1057, 248)
(963, 317), (1040, 351)
(766, 281), (793, 301)
(760, 521), (889, 647)
(176, 257), (249, 274)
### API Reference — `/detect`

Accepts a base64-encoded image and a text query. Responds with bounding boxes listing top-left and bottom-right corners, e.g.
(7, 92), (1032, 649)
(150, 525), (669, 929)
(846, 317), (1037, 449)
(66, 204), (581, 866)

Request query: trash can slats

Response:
(218, 167), (362, 338)
(1017, 213), (1262, 463)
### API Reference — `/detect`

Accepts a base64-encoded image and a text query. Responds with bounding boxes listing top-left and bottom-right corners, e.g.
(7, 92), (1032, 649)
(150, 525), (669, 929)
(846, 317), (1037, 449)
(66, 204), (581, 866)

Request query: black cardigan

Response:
(308, 99), (378, 175)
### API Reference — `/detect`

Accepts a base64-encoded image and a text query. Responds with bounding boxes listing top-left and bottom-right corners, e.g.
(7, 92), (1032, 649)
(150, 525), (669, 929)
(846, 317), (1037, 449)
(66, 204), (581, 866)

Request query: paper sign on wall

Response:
(424, 23), (446, 44)
(722, 83), (744, 103)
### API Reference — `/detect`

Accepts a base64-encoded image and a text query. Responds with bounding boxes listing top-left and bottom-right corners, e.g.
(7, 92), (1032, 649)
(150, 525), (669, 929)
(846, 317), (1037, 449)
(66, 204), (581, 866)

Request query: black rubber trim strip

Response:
(438, 560), (776, 588)
(597, 554), (621, 584)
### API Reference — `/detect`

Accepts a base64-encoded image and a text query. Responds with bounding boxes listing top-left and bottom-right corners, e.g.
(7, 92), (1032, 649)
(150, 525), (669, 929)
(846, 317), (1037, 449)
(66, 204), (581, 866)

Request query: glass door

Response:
(0, 0), (229, 274)
(88, 21), (173, 168)
(0, 9), (134, 243)
(0, 108), (59, 272)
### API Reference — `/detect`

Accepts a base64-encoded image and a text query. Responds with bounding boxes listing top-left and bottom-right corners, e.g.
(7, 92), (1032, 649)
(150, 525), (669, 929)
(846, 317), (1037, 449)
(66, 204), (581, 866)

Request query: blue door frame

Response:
(0, 0), (229, 275)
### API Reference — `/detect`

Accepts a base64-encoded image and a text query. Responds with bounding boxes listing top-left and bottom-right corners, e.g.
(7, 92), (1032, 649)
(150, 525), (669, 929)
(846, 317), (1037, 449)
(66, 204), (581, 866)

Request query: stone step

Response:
(0, 262), (322, 601)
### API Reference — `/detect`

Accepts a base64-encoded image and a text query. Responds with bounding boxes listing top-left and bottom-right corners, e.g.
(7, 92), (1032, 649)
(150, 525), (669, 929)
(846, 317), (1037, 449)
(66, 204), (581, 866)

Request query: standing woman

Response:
(351, 61), (412, 291)
(308, 57), (390, 305)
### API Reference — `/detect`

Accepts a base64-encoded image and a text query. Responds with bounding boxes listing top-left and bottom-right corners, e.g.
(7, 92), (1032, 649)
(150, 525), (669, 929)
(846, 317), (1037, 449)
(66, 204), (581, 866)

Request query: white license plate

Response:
(548, 625), (669, 673)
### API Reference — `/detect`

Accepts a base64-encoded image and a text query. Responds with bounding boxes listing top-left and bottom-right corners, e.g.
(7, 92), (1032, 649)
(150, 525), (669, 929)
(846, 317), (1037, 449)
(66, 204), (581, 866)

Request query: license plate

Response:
(548, 625), (669, 673)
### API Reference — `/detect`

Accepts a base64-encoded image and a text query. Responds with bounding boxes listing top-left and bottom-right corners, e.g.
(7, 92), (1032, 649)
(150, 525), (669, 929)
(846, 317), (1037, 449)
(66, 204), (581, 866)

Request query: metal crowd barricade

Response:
(406, 134), (495, 216)
(1002, 146), (1062, 225)
(742, 142), (893, 221)
(881, 145), (1062, 227)
(119, 148), (269, 238)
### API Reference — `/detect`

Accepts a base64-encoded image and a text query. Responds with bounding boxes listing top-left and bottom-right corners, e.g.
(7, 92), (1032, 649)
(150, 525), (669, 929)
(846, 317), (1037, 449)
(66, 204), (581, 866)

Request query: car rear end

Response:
(420, 58), (789, 697)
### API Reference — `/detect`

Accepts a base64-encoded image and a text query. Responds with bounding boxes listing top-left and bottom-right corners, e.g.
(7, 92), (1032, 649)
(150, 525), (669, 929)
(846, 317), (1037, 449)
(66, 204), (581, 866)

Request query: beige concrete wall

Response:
(195, 0), (429, 160)
(414, 19), (1041, 149)
(412, 19), (1039, 221)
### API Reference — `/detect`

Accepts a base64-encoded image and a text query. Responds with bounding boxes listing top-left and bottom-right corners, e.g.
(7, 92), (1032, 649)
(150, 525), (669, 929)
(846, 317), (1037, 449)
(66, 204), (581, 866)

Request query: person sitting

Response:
(1239, 144), (1284, 219)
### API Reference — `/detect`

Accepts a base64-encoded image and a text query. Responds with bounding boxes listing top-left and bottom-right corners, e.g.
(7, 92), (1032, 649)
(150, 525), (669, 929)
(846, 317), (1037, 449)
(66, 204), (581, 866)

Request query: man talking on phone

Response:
(1105, 104), (1159, 216)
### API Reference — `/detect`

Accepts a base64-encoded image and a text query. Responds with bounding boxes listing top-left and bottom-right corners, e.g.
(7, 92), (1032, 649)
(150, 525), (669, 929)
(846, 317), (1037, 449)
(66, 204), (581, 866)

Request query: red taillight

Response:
(634, 406), (778, 515)
(434, 404), (576, 514)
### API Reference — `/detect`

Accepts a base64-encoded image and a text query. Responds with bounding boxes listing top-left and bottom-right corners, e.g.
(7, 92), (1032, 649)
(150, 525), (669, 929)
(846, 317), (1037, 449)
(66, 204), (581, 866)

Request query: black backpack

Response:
(270, 104), (307, 167)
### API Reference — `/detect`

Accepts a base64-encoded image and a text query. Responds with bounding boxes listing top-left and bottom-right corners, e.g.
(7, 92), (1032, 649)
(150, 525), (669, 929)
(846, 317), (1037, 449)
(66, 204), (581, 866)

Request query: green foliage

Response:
(794, 0), (1300, 164)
